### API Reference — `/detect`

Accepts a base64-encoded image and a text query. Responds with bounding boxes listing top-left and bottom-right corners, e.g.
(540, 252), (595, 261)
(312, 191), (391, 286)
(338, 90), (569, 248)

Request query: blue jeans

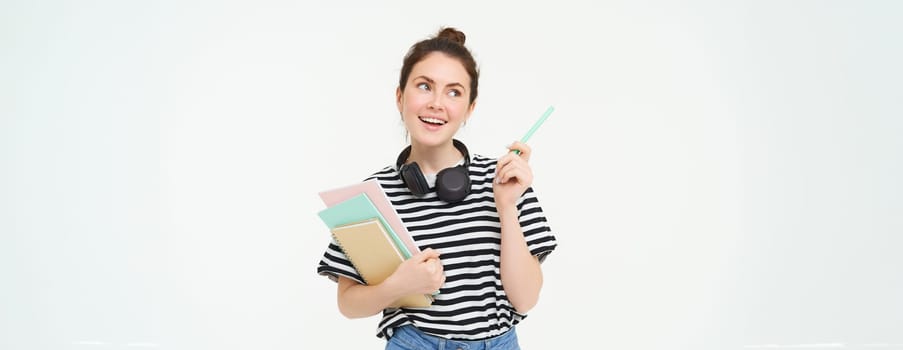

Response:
(385, 325), (520, 350)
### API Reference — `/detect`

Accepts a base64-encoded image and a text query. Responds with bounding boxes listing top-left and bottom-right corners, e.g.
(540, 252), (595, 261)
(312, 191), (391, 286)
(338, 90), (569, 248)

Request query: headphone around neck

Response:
(396, 139), (472, 203)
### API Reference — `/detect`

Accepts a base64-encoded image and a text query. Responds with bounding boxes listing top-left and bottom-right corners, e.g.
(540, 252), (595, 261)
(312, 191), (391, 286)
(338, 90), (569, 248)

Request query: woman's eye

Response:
(417, 83), (430, 91)
(448, 89), (461, 97)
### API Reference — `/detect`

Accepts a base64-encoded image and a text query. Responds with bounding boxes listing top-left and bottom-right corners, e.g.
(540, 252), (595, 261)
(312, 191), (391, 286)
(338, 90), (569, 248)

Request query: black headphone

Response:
(396, 139), (471, 203)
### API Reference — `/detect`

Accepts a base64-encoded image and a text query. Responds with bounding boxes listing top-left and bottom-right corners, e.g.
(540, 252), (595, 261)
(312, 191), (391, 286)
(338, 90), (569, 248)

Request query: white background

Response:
(2, 1), (902, 349)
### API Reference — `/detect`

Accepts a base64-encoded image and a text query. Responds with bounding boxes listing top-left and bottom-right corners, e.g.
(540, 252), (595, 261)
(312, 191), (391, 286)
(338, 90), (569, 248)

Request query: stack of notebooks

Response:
(317, 179), (433, 308)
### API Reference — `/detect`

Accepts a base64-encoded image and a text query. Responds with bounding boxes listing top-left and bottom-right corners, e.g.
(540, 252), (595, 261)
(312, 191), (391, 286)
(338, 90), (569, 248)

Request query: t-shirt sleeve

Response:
(316, 236), (366, 284)
(516, 187), (558, 263)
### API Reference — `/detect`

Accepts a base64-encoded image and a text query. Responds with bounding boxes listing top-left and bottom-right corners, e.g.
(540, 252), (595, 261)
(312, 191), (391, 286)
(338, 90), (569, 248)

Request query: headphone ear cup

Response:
(435, 165), (471, 203)
(400, 163), (431, 196)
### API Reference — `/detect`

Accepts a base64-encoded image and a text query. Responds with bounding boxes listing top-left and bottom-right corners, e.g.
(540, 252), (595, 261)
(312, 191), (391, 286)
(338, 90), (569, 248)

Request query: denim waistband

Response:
(386, 324), (520, 350)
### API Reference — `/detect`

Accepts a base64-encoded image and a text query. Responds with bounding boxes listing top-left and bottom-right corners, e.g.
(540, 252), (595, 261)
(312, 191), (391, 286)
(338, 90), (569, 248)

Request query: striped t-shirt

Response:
(317, 154), (558, 340)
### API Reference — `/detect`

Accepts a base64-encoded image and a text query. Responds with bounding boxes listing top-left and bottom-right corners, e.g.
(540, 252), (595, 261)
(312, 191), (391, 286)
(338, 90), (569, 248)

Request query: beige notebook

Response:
(331, 218), (433, 308)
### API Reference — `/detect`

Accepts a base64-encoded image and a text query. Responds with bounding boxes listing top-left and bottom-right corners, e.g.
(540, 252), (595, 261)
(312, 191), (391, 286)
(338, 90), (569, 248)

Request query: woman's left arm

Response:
(494, 141), (544, 313)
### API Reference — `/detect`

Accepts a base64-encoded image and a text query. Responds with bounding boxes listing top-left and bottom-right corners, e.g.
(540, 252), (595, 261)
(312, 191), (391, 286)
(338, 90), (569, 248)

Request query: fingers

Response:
(495, 152), (533, 185)
(433, 270), (446, 290)
(507, 141), (531, 161)
(390, 248), (445, 295)
(495, 141), (533, 183)
(424, 259), (442, 273)
(416, 249), (444, 274)
(423, 257), (445, 292)
(416, 248), (441, 261)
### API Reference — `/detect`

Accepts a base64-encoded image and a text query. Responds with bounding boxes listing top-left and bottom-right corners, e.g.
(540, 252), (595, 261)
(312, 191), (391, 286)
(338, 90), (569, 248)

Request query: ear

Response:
(464, 99), (477, 122)
(396, 87), (403, 114)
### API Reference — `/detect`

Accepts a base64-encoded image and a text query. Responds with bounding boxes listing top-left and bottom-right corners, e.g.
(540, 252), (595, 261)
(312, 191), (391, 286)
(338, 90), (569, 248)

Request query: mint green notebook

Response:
(317, 193), (413, 259)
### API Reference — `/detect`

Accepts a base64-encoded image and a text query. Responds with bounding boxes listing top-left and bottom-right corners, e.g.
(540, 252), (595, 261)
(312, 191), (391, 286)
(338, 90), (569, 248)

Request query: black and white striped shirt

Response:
(317, 154), (558, 340)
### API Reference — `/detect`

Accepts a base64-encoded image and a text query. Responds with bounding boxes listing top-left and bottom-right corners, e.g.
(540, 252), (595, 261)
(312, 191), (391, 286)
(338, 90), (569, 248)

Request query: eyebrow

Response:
(412, 75), (467, 91)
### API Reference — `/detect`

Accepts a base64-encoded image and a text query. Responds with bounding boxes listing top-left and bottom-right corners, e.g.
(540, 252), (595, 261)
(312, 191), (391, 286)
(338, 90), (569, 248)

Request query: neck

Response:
(405, 140), (463, 175)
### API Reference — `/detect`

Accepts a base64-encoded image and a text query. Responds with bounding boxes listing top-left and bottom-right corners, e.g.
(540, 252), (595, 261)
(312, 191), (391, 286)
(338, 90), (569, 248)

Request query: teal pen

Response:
(513, 106), (555, 155)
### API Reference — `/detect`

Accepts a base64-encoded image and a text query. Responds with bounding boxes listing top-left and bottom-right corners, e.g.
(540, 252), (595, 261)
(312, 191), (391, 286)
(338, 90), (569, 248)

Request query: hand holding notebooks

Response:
(317, 191), (434, 307)
(328, 218), (433, 308)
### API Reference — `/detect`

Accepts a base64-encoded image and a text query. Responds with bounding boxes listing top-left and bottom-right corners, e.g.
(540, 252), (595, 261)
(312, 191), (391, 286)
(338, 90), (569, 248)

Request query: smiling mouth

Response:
(419, 116), (447, 126)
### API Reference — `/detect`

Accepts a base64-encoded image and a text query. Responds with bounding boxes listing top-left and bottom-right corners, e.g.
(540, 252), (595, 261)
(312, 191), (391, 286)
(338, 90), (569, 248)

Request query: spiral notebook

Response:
(329, 218), (432, 308)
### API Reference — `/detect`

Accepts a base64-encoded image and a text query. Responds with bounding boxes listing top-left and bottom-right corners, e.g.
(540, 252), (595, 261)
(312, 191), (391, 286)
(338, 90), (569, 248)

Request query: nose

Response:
(428, 93), (444, 110)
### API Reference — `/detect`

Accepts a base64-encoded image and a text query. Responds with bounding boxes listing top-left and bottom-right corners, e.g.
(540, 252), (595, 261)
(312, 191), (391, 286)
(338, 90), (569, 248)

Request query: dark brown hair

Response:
(399, 27), (480, 104)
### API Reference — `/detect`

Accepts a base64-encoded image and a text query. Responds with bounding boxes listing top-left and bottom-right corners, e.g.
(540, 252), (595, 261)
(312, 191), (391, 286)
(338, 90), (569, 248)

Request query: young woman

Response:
(317, 27), (557, 350)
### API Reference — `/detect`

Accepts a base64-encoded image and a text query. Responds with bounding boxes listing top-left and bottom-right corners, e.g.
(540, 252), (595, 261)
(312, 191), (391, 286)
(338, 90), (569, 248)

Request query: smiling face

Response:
(397, 52), (475, 149)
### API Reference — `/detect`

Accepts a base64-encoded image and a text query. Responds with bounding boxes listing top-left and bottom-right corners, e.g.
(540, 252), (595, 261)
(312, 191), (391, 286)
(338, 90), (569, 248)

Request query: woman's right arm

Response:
(336, 248), (445, 318)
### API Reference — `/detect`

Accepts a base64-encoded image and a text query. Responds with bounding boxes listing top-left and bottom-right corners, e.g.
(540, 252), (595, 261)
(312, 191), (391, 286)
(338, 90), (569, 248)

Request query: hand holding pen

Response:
(493, 106), (554, 209)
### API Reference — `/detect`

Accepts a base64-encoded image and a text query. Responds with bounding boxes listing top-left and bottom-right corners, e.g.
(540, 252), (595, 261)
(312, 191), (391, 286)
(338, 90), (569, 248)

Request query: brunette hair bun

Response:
(436, 27), (466, 46)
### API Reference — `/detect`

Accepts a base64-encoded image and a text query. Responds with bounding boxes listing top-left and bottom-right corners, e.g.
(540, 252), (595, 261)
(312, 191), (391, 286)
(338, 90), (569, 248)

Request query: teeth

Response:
(420, 116), (446, 125)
